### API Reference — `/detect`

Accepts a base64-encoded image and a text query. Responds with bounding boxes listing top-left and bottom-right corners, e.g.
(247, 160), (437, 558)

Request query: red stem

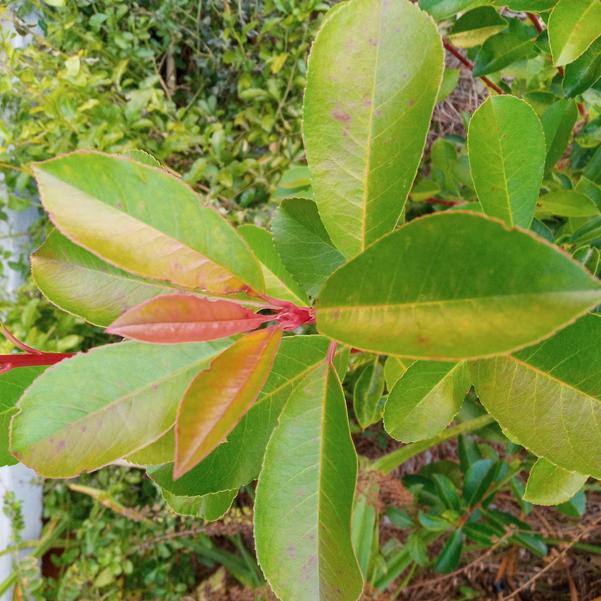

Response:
(443, 39), (504, 95)
(422, 197), (462, 207)
(0, 352), (74, 371)
(526, 12), (543, 34)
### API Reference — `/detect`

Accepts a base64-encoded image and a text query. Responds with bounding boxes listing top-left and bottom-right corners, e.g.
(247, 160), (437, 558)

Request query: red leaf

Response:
(174, 327), (282, 479)
(107, 294), (272, 343)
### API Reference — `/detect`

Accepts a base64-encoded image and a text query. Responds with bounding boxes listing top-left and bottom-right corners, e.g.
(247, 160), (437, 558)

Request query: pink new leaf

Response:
(107, 294), (272, 343)
(174, 327), (282, 479)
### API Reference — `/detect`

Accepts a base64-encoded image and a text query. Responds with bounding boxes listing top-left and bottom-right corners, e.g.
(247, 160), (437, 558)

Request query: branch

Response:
(443, 38), (504, 95)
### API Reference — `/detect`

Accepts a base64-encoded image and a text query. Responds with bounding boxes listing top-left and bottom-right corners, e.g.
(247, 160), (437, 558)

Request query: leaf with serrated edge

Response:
(524, 458), (587, 506)
(255, 362), (363, 601)
(108, 294), (270, 343)
(548, 0), (601, 67)
(384, 362), (469, 442)
(32, 151), (264, 294)
(10, 340), (232, 478)
(468, 96), (545, 228)
(303, 0), (443, 257)
(32, 230), (172, 327)
(174, 328), (282, 479)
(472, 315), (601, 478)
(317, 211), (601, 360)
(149, 337), (349, 496)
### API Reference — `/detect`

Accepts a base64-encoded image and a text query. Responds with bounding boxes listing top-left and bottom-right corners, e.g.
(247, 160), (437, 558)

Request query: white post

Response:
(0, 10), (44, 598)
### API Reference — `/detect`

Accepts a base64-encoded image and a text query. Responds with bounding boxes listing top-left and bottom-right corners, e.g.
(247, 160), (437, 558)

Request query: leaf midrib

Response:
(318, 288), (601, 312)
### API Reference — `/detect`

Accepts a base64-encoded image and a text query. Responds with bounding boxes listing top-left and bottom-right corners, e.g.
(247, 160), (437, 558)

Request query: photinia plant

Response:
(2, 0), (601, 598)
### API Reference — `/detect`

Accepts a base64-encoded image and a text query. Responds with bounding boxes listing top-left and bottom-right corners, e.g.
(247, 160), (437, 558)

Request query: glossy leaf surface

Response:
(317, 212), (601, 359)
(448, 7), (507, 48)
(32, 230), (171, 327)
(303, 0), (443, 257)
(255, 363), (362, 601)
(564, 38), (601, 97)
(175, 328), (282, 478)
(468, 96), (545, 227)
(11, 340), (232, 478)
(238, 224), (309, 305)
(384, 362), (469, 442)
(420, 0), (488, 21)
(272, 198), (344, 297)
(472, 315), (601, 478)
(383, 356), (412, 390)
(108, 294), (270, 344)
(548, 0), (601, 67)
(523, 458), (587, 506)
(149, 337), (347, 496)
(33, 151), (264, 294)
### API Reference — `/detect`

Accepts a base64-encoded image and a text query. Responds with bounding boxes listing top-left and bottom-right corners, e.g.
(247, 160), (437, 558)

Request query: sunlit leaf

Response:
(255, 363), (363, 601)
(11, 340), (232, 478)
(468, 95), (545, 227)
(523, 458), (587, 506)
(448, 7), (507, 49)
(32, 230), (171, 327)
(303, 0), (443, 257)
(536, 190), (600, 218)
(32, 151), (264, 294)
(541, 99), (578, 173)
(317, 212), (601, 359)
(563, 38), (601, 97)
(161, 487), (236, 521)
(548, 0), (601, 67)
(472, 315), (601, 478)
(384, 362), (469, 442)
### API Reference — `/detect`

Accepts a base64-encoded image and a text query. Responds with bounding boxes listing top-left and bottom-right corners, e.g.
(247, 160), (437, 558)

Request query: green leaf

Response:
(473, 19), (538, 77)
(537, 190), (600, 217)
(523, 458), (587, 505)
(149, 336), (348, 496)
(32, 151), (264, 294)
(238, 224), (309, 305)
(384, 362), (469, 442)
(316, 212), (601, 359)
(126, 429), (174, 465)
(558, 489), (587, 517)
(352, 487), (379, 579)
(541, 99), (578, 173)
(407, 532), (429, 567)
(10, 339), (232, 478)
(303, 0), (443, 257)
(353, 357), (385, 429)
(0, 367), (46, 467)
(255, 363), (363, 601)
(174, 328), (282, 478)
(468, 95), (545, 228)
(563, 38), (601, 98)
(32, 230), (172, 327)
(463, 459), (496, 506)
(433, 474), (462, 511)
(472, 315), (601, 478)
(161, 488), (236, 521)
(437, 68), (460, 103)
(383, 356), (412, 390)
(434, 529), (464, 573)
(420, 0), (490, 21)
(272, 198), (345, 298)
(548, 0), (601, 67)
(448, 7), (507, 49)
(493, 0), (557, 10)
